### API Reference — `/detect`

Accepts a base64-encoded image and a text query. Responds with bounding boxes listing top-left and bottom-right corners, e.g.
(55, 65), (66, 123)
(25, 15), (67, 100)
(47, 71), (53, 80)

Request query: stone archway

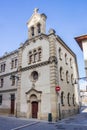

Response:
(26, 88), (42, 119)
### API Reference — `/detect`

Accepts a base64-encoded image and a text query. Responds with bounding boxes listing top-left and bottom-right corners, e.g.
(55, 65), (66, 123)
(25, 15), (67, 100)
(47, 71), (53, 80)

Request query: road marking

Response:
(11, 121), (40, 130)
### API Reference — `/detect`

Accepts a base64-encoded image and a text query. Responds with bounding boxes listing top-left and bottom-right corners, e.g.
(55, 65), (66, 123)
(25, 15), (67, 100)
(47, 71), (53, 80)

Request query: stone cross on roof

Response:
(34, 8), (39, 13)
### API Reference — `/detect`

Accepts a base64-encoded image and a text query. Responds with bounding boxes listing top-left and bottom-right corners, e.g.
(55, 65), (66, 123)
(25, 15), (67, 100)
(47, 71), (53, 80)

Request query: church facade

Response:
(0, 9), (79, 121)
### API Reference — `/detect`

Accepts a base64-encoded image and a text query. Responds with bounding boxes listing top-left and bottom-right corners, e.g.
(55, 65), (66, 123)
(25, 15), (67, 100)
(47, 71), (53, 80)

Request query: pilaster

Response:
(16, 46), (23, 117)
(48, 33), (59, 120)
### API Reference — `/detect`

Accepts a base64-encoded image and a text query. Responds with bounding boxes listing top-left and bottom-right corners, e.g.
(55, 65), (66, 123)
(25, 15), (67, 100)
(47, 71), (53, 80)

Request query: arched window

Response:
(65, 53), (68, 65)
(28, 47), (42, 64)
(33, 49), (37, 63)
(31, 26), (34, 36)
(61, 91), (64, 106)
(29, 51), (33, 64)
(72, 94), (75, 106)
(70, 58), (72, 68)
(66, 71), (69, 83)
(59, 48), (62, 60)
(67, 93), (70, 106)
(37, 23), (41, 34)
(60, 67), (63, 81)
(71, 74), (74, 85)
(38, 48), (42, 61)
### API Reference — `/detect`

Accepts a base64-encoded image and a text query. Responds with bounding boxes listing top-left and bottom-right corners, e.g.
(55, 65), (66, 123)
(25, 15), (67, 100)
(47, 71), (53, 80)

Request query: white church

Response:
(0, 8), (79, 121)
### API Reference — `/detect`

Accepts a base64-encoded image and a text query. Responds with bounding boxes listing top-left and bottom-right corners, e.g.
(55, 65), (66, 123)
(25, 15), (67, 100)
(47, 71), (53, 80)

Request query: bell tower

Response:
(27, 8), (47, 39)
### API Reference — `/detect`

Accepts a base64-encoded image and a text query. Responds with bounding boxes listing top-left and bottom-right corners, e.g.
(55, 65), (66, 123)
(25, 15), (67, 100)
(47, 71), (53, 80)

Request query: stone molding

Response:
(26, 88), (42, 95)
(0, 50), (18, 60)
(0, 88), (17, 93)
(21, 56), (58, 72)
(0, 57), (58, 78)
(0, 71), (18, 78)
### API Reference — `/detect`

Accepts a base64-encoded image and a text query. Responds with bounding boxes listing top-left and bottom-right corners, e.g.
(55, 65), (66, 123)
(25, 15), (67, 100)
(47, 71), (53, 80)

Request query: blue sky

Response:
(0, 0), (87, 84)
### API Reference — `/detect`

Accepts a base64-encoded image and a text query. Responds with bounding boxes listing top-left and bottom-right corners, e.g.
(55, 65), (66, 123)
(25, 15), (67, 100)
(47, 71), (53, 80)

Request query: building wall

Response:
(0, 51), (18, 115)
(0, 35), (79, 120)
(20, 65), (51, 117)
(54, 36), (79, 119)
(0, 9), (79, 120)
(82, 40), (87, 76)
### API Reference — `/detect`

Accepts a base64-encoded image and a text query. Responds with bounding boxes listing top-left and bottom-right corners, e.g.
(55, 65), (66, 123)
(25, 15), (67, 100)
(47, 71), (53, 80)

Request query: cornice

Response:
(0, 88), (17, 93)
(21, 57), (58, 72)
(48, 33), (76, 58)
(26, 88), (42, 95)
(0, 50), (18, 60)
(0, 57), (58, 77)
(23, 33), (48, 47)
(0, 70), (18, 78)
(21, 61), (49, 72)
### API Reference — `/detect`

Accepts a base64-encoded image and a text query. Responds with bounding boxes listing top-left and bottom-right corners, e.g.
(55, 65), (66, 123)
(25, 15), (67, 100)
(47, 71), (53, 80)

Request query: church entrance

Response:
(26, 88), (42, 119)
(32, 101), (38, 118)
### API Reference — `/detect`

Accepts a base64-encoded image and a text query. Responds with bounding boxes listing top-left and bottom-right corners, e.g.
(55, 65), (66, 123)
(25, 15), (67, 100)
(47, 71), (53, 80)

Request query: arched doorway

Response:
(26, 88), (42, 119)
(32, 101), (38, 118)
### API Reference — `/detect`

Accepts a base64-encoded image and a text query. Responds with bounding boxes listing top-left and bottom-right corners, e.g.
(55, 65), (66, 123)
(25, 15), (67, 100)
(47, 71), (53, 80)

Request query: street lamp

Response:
(74, 77), (87, 85)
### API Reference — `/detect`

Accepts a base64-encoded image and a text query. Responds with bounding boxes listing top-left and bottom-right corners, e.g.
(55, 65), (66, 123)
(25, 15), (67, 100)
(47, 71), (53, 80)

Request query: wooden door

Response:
(10, 94), (15, 114)
(11, 100), (15, 114)
(32, 102), (38, 118)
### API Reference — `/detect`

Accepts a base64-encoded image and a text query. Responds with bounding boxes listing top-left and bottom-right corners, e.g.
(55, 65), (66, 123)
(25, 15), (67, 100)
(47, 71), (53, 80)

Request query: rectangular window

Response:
(38, 52), (41, 61)
(15, 59), (17, 68)
(11, 94), (15, 101)
(1, 78), (4, 87)
(29, 55), (32, 64)
(3, 64), (6, 72)
(11, 58), (18, 69)
(1, 65), (3, 72)
(12, 76), (15, 86)
(0, 95), (2, 105)
(0, 78), (4, 87)
(0, 63), (6, 72)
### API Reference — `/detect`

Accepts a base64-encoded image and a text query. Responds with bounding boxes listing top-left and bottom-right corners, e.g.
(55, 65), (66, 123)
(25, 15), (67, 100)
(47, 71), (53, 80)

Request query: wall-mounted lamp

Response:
(74, 77), (87, 85)
(10, 74), (19, 80)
